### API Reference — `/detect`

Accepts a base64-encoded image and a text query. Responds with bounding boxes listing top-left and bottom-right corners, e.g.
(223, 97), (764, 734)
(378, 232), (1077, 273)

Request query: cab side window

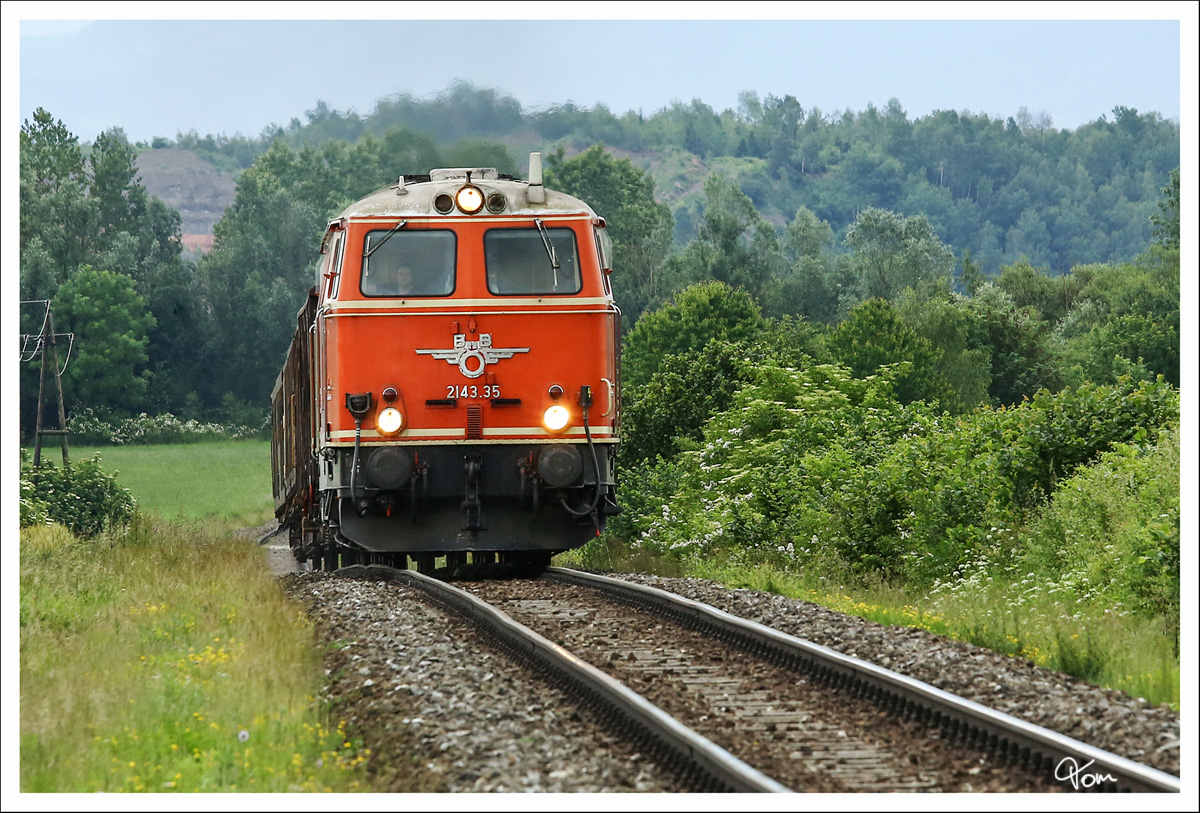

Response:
(594, 225), (613, 297)
(321, 232), (344, 301)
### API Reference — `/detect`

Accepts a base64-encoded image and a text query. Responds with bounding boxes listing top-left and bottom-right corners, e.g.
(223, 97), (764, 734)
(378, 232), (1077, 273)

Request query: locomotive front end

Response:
(301, 155), (620, 567)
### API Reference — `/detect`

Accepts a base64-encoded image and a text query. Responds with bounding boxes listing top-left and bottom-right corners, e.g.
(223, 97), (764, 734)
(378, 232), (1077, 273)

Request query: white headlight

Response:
(456, 185), (484, 214)
(542, 405), (570, 432)
(377, 407), (404, 435)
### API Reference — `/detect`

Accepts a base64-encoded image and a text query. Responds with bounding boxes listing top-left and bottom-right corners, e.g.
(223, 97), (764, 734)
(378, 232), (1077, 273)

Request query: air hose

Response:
(344, 393), (372, 514)
(350, 418), (364, 511)
(559, 387), (603, 520)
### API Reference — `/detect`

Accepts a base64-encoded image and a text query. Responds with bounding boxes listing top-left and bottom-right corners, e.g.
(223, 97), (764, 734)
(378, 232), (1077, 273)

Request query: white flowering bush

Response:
(617, 361), (920, 568)
(69, 408), (267, 445)
(1020, 429), (1180, 620)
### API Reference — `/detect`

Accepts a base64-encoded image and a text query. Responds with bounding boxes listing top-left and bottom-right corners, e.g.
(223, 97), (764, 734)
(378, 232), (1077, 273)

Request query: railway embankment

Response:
(282, 571), (683, 792)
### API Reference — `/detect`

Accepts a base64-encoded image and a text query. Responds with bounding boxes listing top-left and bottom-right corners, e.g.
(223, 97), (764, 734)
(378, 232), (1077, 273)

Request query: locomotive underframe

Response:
(320, 440), (617, 553)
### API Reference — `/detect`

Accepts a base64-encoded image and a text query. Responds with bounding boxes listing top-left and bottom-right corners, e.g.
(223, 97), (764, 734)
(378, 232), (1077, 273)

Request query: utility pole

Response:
(22, 301), (71, 467)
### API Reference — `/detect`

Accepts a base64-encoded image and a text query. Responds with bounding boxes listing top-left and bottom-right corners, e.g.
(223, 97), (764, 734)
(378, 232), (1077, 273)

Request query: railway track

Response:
(338, 564), (786, 792)
(329, 563), (1178, 793)
(538, 568), (1181, 793)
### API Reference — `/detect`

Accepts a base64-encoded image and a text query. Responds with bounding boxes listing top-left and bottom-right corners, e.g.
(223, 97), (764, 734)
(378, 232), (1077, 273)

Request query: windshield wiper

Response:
(363, 219), (407, 263)
(534, 218), (561, 289)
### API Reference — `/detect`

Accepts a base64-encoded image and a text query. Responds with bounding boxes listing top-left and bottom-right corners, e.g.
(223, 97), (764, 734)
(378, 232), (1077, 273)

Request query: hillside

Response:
(129, 138), (820, 253)
(130, 141), (716, 245)
(135, 147), (236, 238)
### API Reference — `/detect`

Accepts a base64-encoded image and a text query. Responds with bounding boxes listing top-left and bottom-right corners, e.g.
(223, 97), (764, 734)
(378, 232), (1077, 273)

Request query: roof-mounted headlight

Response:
(485, 192), (507, 213)
(456, 184), (484, 214)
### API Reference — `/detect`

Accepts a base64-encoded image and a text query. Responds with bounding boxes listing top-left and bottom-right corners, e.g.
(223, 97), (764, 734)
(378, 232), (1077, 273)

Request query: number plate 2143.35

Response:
(447, 384), (502, 399)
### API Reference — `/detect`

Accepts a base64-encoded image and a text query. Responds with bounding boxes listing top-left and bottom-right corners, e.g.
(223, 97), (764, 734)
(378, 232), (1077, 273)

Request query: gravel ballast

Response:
(462, 578), (1061, 792)
(281, 571), (684, 792)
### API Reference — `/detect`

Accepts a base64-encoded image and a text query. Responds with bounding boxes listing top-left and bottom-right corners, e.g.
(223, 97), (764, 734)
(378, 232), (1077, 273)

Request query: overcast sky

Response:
(8, 5), (1195, 145)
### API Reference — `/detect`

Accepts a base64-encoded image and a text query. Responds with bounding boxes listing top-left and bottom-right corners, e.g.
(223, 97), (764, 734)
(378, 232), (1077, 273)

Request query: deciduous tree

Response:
(54, 268), (156, 414)
(825, 298), (950, 406)
(1150, 168), (1180, 250)
(669, 174), (785, 304)
(841, 208), (955, 312)
(622, 281), (765, 389)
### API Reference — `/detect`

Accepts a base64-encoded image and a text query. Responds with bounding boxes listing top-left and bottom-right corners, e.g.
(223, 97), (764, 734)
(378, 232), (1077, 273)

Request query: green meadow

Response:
(66, 440), (274, 528)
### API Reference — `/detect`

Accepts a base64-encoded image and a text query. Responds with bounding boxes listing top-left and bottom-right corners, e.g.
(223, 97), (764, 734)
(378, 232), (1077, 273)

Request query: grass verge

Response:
(19, 517), (376, 792)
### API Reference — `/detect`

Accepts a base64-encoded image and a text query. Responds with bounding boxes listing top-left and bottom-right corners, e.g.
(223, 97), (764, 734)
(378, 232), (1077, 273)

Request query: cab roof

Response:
(335, 164), (598, 221)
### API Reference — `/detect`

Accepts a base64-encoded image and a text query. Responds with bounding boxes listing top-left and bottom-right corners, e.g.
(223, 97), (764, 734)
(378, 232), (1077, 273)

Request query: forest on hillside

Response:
(159, 82), (1179, 273)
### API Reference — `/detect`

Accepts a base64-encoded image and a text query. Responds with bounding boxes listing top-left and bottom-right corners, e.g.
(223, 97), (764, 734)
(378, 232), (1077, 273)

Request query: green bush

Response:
(615, 361), (1179, 594)
(621, 281), (766, 389)
(19, 467), (51, 528)
(620, 317), (822, 467)
(616, 360), (923, 568)
(883, 375), (1178, 582)
(1061, 312), (1180, 388)
(1021, 429), (1179, 621)
(20, 451), (137, 538)
(620, 340), (756, 466)
(216, 393), (270, 432)
(606, 455), (683, 550)
(825, 298), (950, 406)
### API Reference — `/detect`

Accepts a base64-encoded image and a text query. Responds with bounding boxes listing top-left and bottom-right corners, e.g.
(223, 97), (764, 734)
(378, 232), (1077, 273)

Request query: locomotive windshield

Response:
(484, 228), (581, 295)
(361, 229), (456, 297)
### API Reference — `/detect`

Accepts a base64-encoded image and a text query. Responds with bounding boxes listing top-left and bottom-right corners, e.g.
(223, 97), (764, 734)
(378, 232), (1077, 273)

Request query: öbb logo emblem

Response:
(416, 333), (530, 379)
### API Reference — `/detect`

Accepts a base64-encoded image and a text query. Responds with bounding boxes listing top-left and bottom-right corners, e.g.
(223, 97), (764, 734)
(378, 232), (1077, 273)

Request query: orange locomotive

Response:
(271, 154), (621, 572)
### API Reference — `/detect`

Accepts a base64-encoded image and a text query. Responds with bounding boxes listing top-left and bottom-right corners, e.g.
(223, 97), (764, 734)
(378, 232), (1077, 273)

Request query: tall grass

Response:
(919, 566), (1179, 707)
(18, 518), (398, 792)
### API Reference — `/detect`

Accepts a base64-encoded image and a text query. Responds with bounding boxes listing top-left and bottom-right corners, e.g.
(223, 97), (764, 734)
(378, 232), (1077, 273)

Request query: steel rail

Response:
(545, 567), (1180, 794)
(337, 564), (791, 793)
